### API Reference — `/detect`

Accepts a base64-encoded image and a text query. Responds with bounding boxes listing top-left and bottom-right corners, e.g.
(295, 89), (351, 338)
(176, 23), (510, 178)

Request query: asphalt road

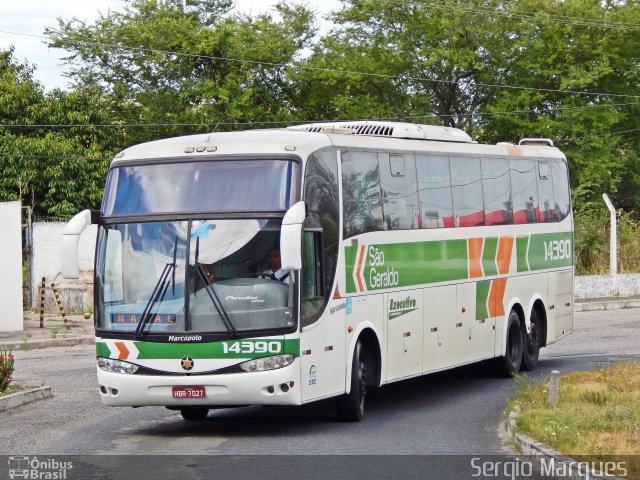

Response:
(1, 309), (638, 468)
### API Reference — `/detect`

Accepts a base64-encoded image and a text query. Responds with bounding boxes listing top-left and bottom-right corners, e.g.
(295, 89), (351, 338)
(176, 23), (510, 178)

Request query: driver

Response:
(260, 247), (290, 284)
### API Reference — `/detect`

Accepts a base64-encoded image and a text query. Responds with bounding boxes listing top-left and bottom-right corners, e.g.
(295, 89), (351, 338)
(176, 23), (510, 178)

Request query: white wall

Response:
(32, 222), (97, 313)
(0, 202), (23, 332)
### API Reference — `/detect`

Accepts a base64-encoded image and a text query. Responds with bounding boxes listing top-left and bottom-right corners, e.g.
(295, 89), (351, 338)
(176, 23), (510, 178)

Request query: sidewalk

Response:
(574, 294), (640, 311)
(0, 313), (95, 351)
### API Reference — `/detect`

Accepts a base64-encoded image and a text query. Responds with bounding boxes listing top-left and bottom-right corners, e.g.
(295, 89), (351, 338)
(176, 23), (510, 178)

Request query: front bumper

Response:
(97, 359), (301, 407)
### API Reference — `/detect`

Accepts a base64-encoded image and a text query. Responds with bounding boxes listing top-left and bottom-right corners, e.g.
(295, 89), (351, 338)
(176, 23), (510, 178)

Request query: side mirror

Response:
(60, 210), (93, 279)
(280, 201), (306, 271)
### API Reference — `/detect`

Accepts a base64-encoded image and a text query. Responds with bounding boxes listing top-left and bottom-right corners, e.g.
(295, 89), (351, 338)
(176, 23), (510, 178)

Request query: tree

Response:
(46, 0), (315, 143)
(294, 0), (640, 211)
(0, 48), (120, 216)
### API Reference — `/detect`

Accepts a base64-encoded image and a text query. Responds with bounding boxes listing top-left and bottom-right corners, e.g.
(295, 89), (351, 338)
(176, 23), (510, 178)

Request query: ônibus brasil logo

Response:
(8, 456), (72, 479)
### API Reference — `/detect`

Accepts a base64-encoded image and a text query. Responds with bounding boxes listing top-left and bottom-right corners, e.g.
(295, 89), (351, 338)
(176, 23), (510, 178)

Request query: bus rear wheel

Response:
(336, 339), (366, 421)
(492, 310), (523, 377)
(521, 309), (542, 371)
(180, 407), (209, 421)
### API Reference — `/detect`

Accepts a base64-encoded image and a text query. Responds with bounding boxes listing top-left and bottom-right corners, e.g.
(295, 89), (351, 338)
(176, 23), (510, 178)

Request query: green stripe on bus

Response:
(346, 231), (571, 294)
(345, 239), (468, 293)
(96, 342), (110, 358)
(344, 245), (358, 294)
(476, 281), (491, 320)
(482, 237), (498, 277)
(526, 232), (573, 271)
(516, 236), (530, 272)
(97, 339), (300, 360)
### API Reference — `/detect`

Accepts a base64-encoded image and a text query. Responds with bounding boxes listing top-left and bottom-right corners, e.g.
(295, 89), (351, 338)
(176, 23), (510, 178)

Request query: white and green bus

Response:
(62, 121), (573, 421)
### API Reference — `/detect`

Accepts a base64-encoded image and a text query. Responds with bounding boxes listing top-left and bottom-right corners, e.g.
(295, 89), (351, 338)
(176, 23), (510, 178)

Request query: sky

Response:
(0, 0), (341, 91)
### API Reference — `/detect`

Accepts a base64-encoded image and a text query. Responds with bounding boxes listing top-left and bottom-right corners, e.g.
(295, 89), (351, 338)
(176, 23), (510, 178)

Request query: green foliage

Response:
(0, 351), (15, 392)
(0, 0), (639, 230)
(0, 49), (119, 216)
(46, 0), (315, 142)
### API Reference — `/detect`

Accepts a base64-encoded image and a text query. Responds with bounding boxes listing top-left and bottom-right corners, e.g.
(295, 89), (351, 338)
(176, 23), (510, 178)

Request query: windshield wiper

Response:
(135, 236), (178, 339)
(194, 237), (239, 339)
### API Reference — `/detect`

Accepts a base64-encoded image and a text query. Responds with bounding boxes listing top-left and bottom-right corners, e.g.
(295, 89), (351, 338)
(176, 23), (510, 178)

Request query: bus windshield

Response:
(102, 159), (298, 216)
(95, 219), (295, 335)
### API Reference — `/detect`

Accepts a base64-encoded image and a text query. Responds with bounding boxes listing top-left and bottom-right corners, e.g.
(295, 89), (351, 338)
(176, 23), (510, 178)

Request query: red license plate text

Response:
(172, 386), (206, 399)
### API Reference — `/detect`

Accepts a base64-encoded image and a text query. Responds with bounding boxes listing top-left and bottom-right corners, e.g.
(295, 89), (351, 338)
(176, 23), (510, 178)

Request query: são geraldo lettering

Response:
(368, 246), (399, 288)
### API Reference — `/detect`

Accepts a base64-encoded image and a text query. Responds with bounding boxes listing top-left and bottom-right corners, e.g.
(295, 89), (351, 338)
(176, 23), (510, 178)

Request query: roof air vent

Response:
(518, 138), (554, 147)
(288, 121), (473, 143)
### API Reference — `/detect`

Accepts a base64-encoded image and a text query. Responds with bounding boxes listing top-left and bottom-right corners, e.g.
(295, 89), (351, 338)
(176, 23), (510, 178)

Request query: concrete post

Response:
(548, 370), (560, 408)
(602, 194), (617, 277)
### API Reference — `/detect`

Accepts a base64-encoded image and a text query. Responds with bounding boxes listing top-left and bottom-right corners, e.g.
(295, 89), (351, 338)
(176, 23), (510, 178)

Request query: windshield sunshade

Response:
(102, 159), (298, 216)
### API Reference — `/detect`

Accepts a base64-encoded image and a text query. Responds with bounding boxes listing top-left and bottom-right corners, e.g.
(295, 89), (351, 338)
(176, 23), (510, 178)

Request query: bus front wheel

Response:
(180, 407), (209, 421)
(492, 310), (523, 377)
(335, 339), (366, 421)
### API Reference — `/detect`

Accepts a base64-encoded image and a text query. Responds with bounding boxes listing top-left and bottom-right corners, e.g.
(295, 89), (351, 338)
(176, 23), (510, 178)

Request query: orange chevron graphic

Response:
(355, 245), (366, 292)
(468, 238), (484, 278)
(488, 278), (507, 318)
(496, 236), (514, 275)
(115, 341), (130, 360)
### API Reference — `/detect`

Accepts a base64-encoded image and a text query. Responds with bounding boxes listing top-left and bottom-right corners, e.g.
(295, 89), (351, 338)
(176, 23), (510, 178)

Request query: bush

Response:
(573, 185), (640, 275)
(0, 351), (15, 392)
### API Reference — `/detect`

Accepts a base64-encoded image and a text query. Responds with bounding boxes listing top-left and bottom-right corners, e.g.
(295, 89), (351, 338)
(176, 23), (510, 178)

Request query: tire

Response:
(492, 310), (523, 377)
(180, 407), (209, 421)
(335, 339), (366, 421)
(521, 309), (542, 371)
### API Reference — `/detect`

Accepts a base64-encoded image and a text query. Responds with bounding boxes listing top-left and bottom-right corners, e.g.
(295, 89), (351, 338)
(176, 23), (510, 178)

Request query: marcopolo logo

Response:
(225, 295), (266, 303)
(8, 456), (73, 479)
(388, 296), (418, 320)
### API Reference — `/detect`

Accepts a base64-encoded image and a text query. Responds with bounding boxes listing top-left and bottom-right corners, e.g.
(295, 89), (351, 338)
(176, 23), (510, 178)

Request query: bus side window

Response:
(416, 155), (454, 228)
(341, 150), (383, 237)
(301, 231), (324, 327)
(551, 160), (571, 221)
(451, 156), (484, 227)
(537, 161), (555, 223)
(379, 153), (419, 230)
(509, 158), (538, 224)
(481, 157), (512, 226)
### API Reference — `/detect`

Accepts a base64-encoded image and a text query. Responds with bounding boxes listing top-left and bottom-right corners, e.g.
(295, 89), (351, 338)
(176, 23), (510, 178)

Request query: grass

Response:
(508, 362), (640, 478)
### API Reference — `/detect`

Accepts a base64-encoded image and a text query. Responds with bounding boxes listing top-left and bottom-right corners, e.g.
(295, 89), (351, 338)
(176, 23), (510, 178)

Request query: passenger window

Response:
(451, 157), (484, 227)
(551, 160), (571, 222)
(416, 155), (453, 228)
(379, 153), (419, 230)
(537, 162), (555, 223)
(342, 151), (383, 238)
(509, 159), (538, 224)
(482, 158), (512, 226)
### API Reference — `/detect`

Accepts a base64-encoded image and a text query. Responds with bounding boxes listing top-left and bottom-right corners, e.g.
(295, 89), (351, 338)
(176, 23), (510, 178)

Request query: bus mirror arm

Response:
(60, 209), (93, 279)
(280, 201), (306, 271)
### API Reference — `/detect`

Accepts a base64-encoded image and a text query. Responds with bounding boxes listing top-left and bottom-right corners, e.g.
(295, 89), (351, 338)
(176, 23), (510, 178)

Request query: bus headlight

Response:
(239, 354), (295, 373)
(98, 357), (139, 374)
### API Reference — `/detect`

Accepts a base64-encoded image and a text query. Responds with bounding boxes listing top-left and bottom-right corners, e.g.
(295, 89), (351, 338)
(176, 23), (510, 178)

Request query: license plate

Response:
(172, 386), (206, 399)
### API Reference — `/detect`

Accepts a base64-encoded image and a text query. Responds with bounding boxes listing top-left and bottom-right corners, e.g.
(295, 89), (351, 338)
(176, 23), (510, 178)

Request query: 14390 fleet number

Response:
(222, 341), (282, 354)
(544, 239), (571, 261)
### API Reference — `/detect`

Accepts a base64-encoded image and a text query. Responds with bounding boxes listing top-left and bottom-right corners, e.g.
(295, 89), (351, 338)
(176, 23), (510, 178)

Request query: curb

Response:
(574, 298), (640, 312)
(0, 386), (53, 412)
(0, 336), (95, 352)
(506, 407), (626, 480)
